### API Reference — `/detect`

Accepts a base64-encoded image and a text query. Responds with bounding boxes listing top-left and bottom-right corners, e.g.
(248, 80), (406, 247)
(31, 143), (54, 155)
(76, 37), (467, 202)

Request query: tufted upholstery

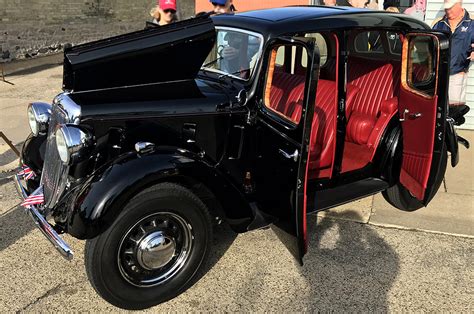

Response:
(268, 73), (344, 176)
(268, 71), (306, 123)
(346, 57), (400, 139)
(308, 79), (337, 171)
(341, 57), (401, 172)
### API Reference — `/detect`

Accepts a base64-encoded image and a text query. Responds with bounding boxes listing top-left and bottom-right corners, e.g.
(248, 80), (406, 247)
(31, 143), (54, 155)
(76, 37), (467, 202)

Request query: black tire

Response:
(84, 183), (212, 310)
(382, 144), (447, 211)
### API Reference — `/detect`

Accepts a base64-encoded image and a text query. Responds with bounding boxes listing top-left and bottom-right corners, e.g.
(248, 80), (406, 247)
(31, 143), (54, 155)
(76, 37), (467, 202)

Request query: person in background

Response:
(405, 0), (426, 21)
(150, 0), (178, 25)
(432, 0), (473, 125)
(366, 0), (378, 10)
(323, 0), (337, 6)
(210, 0), (239, 63)
(210, 0), (236, 14)
(339, 0), (367, 8)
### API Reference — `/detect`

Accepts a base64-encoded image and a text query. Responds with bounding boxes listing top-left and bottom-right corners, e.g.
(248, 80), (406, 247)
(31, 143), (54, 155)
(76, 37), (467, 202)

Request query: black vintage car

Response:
(16, 6), (465, 309)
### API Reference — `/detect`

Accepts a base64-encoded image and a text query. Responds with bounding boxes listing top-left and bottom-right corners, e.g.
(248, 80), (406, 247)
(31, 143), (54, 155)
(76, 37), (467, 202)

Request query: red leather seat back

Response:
(348, 57), (400, 118)
(267, 71), (305, 123)
(346, 57), (400, 145)
(309, 79), (337, 170)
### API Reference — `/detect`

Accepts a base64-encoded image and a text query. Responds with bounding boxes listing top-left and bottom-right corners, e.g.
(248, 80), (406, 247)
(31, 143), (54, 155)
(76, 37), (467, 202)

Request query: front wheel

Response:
(85, 183), (212, 310)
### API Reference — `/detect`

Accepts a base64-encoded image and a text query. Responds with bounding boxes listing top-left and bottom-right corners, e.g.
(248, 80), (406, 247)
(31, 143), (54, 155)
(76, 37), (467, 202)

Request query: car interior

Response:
(264, 30), (435, 183)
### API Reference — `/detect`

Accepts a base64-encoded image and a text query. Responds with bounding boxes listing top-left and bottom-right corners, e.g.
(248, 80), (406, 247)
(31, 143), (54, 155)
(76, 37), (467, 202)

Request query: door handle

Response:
(279, 148), (299, 162)
(400, 109), (422, 121)
(409, 112), (422, 119)
(399, 109), (409, 122)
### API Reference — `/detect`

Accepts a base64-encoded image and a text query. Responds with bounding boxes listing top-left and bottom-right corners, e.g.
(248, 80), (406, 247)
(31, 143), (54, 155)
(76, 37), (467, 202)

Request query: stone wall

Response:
(0, 0), (195, 62)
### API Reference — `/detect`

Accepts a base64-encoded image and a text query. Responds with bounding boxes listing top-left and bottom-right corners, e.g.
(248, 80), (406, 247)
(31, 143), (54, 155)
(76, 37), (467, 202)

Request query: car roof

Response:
(212, 6), (429, 36)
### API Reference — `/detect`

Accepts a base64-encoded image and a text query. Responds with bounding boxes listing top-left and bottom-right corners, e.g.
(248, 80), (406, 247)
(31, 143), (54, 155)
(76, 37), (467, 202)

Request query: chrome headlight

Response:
(55, 125), (93, 165)
(27, 102), (52, 136)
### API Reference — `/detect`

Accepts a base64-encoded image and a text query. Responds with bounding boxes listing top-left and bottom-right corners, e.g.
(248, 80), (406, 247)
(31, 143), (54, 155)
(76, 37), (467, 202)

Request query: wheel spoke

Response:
(124, 248), (134, 255)
(138, 225), (147, 235)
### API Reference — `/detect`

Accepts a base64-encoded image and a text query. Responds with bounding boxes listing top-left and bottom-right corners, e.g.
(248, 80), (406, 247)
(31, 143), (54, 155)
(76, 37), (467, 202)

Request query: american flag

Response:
(18, 164), (36, 181)
(21, 186), (44, 208)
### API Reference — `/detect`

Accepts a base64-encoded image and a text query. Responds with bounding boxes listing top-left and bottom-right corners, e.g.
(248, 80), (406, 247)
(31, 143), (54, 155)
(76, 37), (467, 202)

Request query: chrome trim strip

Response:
(14, 173), (74, 260)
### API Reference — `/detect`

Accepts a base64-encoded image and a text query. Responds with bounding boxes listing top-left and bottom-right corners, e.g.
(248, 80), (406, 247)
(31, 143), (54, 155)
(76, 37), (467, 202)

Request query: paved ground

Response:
(0, 65), (473, 312)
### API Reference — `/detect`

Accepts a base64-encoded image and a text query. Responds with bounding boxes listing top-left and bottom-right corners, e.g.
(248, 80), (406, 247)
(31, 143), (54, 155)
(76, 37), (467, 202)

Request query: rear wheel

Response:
(85, 183), (212, 310)
(382, 144), (447, 211)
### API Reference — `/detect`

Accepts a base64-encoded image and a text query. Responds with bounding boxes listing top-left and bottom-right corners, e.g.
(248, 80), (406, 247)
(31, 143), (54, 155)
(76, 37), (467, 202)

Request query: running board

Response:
(309, 178), (389, 213)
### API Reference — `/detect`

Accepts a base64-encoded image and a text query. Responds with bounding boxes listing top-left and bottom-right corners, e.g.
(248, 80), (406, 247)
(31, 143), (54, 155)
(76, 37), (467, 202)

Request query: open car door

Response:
(252, 37), (319, 265)
(399, 32), (450, 204)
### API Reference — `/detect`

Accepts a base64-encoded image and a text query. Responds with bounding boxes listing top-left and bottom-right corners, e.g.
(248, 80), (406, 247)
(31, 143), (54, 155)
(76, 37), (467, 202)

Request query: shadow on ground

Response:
(0, 201), (34, 252)
(0, 142), (22, 168)
(232, 211), (400, 311)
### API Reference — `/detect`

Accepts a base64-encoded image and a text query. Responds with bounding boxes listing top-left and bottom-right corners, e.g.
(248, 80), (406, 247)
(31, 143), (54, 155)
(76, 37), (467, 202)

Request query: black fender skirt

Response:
(66, 147), (252, 239)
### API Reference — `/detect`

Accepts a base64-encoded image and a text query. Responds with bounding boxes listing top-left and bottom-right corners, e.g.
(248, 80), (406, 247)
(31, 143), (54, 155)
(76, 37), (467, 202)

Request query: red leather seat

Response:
(343, 57), (401, 172)
(269, 72), (361, 178)
(268, 71), (306, 123)
(308, 81), (359, 172)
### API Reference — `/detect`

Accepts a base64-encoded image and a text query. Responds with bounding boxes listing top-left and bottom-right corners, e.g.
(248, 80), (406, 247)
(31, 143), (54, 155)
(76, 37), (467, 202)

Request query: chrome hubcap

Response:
(117, 212), (193, 287)
(137, 231), (176, 270)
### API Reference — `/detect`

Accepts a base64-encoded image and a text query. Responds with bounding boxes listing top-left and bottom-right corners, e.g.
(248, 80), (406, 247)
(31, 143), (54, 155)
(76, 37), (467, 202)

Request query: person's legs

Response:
(448, 72), (469, 125)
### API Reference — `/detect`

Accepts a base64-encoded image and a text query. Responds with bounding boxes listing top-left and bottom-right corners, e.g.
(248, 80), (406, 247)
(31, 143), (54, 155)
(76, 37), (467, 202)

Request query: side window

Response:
(302, 33), (328, 68)
(264, 45), (308, 124)
(354, 31), (385, 53)
(407, 36), (436, 96)
(387, 32), (402, 55)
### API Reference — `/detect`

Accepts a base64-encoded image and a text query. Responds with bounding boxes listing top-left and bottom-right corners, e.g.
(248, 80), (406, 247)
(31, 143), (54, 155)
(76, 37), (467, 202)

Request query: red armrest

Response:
(367, 97), (398, 148)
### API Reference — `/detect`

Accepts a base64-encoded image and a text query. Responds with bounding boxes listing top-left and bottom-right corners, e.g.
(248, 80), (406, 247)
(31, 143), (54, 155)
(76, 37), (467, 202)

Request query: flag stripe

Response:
(21, 192), (44, 207)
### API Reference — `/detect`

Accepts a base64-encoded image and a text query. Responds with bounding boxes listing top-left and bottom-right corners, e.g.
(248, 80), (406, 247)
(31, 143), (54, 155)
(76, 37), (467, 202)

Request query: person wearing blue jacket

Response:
(433, 0), (474, 124)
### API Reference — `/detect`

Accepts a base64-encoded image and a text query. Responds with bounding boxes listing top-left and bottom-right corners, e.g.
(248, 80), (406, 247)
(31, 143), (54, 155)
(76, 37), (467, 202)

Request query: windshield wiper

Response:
(218, 68), (250, 80)
(202, 56), (222, 68)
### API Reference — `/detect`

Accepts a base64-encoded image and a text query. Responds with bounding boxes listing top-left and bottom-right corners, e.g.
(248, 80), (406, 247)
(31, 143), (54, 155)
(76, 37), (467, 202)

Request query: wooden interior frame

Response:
(263, 45), (304, 125)
(401, 33), (440, 100)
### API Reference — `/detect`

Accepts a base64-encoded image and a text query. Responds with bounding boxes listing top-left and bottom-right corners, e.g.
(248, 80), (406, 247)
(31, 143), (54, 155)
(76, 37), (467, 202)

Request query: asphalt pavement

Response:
(0, 65), (473, 312)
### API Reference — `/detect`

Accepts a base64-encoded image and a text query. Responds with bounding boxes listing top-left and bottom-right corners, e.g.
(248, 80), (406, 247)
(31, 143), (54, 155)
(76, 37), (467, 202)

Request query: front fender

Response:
(67, 147), (253, 239)
(21, 133), (47, 173)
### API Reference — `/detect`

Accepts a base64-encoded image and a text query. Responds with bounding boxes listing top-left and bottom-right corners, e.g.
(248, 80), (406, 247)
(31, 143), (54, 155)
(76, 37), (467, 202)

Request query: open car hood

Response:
(63, 17), (215, 92)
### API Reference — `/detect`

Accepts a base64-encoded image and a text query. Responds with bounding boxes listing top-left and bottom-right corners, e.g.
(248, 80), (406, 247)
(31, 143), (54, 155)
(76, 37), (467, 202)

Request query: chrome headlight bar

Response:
(55, 125), (93, 165)
(27, 102), (52, 136)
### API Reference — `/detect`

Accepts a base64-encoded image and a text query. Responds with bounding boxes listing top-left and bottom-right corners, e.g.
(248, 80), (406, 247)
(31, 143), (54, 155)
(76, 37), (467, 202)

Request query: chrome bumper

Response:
(14, 173), (73, 260)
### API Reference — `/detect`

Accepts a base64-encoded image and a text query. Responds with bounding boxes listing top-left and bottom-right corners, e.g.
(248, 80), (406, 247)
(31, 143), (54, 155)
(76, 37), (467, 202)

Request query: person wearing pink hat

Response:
(432, 0), (473, 125)
(150, 0), (178, 25)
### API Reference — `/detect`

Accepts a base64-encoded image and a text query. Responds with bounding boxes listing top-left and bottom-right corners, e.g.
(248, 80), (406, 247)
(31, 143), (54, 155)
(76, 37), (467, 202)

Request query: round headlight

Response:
(27, 106), (38, 136)
(27, 102), (51, 137)
(55, 127), (70, 164)
(55, 125), (92, 165)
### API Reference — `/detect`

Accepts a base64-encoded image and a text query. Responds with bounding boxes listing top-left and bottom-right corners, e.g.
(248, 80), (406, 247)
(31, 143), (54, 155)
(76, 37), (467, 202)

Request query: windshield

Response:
(201, 27), (263, 80)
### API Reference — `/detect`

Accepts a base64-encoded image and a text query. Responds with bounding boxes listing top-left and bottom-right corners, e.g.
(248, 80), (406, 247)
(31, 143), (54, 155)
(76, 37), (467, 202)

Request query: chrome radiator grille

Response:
(40, 94), (81, 209)
(41, 102), (69, 208)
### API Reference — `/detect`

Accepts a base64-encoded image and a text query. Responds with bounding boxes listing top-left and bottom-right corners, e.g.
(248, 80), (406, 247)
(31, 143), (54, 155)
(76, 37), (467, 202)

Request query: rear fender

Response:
(67, 147), (253, 239)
